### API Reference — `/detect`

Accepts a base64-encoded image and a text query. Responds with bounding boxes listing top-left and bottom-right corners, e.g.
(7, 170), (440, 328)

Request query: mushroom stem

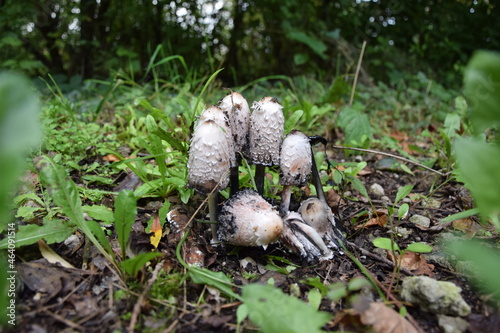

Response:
(279, 184), (292, 216)
(255, 164), (266, 195)
(310, 147), (327, 205)
(208, 192), (220, 245)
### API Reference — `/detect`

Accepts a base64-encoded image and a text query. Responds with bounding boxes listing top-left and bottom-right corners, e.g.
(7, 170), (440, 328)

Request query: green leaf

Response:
(326, 282), (348, 301)
(0, 218), (76, 250)
(454, 138), (500, 223)
(189, 267), (240, 300)
(372, 237), (400, 252)
(286, 31), (327, 58)
(337, 104), (373, 146)
(83, 205), (115, 223)
(406, 242), (433, 253)
(37, 156), (116, 264)
(284, 110), (304, 133)
(114, 190), (137, 258)
(394, 185), (413, 205)
(398, 203), (410, 220)
(349, 176), (369, 198)
(308, 288), (322, 310)
(347, 276), (371, 292)
(301, 277), (328, 296)
(241, 284), (331, 333)
(293, 53), (309, 65)
(0, 73), (41, 232)
(440, 208), (480, 224)
(121, 252), (163, 277)
(236, 303), (250, 326)
(463, 51), (500, 134)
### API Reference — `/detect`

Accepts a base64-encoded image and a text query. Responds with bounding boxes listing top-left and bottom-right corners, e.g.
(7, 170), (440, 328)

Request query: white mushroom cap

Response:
(187, 119), (231, 194)
(196, 105), (237, 167)
(217, 189), (283, 248)
(248, 97), (284, 166)
(280, 130), (312, 186)
(280, 212), (333, 262)
(298, 197), (344, 250)
(218, 92), (250, 154)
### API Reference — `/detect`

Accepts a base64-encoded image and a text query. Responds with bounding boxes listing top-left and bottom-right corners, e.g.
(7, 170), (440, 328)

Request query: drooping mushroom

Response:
(187, 118), (232, 244)
(217, 189), (283, 249)
(248, 97), (284, 195)
(218, 92), (250, 195)
(298, 197), (345, 251)
(279, 130), (312, 215)
(280, 212), (333, 262)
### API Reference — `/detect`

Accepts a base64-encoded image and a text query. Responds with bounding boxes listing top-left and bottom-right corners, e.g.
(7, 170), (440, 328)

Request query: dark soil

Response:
(12, 149), (500, 333)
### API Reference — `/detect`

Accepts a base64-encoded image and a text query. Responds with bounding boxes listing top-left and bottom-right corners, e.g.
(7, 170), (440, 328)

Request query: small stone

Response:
(410, 214), (431, 228)
(394, 226), (412, 239)
(381, 196), (391, 204)
(437, 315), (469, 333)
(401, 276), (471, 317)
(421, 197), (441, 209)
(369, 183), (385, 197)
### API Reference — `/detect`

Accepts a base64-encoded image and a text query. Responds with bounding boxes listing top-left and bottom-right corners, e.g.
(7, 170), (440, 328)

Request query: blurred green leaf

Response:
(395, 185), (413, 205)
(189, 267), (239, 300)
(121, 251), (163, 277)
(463, 51), (500, 134)
(373, 237), (400, 252)
(337, 104), (373, 146)
(83, 205), (115, 223)
(241, 284), (331, 333)
(406, 242), (433, 253)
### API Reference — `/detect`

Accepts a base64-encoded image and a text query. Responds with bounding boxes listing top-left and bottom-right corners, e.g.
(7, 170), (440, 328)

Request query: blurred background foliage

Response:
(1, 0), (499, 88)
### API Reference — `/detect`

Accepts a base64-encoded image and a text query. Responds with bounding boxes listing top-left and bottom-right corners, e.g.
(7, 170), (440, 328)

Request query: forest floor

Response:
(13, 144), (500, 333)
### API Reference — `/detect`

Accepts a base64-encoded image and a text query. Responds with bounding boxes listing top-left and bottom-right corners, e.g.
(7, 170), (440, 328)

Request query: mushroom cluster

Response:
(186, 91), (344, 261)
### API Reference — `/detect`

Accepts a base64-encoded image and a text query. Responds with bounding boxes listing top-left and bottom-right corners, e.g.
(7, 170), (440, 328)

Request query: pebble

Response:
(421, 197), (441, 209)
(437, 315), (468, 333)
(369, 183), (385, 197)
(410, 214), (431, 228)
(401, 276), (471, 317)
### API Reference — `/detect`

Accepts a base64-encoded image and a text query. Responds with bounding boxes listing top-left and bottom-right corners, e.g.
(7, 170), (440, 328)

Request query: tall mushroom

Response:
(298, 197), (345, 251)
(217, 189), (283, 249)
(280, 212), (333, 262)
(187, 118), (232, 244)
(279, 130), (312, 215)
(248, 97), (284, 195)
(218, 92), (250, 195)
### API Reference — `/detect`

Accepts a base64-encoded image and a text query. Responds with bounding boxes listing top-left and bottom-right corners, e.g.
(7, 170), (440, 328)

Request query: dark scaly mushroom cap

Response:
(248, 97), (284, 166)
(280, 130), (312, 186)
(218, 92), (250, 155)
(298, 197), (345, 250)
(187, 119), (231, 194)
(196, 105), (237, 168)
(280, 212), (333, 262)
(217, 189), (283, 248)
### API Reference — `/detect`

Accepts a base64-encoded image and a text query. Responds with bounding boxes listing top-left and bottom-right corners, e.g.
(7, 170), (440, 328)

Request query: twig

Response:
(331, 144), (450, 177)
(128, 260), (164, 333)
(349, 40), (367, 107)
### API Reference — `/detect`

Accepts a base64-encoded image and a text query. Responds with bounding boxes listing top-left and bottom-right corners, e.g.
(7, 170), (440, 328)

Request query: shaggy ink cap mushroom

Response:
(217, 189), (283, 248)
(187, 117), (232, 244)
(279, 130), (312, 214)
(280, 212), (333, 262)
(195, 105), (237, 168)
(218, 92), (251, 155)
(248, 97), (284, 166)
(298, 197), (345, 251)
(248, 97), (284, 194)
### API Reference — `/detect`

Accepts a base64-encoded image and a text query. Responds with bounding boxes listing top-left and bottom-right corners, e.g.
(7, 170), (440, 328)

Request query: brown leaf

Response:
(387, 251), (435, 276)
(102, 154), (121, 162)
(149, 213), (162, 249)
(355, 211), (388, 229)
(357, 302), (419, 333)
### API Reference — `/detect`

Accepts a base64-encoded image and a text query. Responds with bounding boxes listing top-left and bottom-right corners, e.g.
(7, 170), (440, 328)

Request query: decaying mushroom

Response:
(248, 97), (284, 195)
(217, 189), (283, 248)
(218, 92), (251, 195)
(187, 118), (232, 244)
(280, 212), (333, 262)
(279, 130), (312, 215)
(298, 197), (345, 251)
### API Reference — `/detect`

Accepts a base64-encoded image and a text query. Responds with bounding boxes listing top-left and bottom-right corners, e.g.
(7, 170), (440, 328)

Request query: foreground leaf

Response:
(240, 284), (331, 333)
(354, 301), (418, 333)
(114, 190), (137, 258)
(189, 267), (240, 300)
(121, 252), (163, 277)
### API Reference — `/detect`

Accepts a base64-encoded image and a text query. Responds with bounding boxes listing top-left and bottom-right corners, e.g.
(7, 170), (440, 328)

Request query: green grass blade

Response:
(114, 190), (137, 258)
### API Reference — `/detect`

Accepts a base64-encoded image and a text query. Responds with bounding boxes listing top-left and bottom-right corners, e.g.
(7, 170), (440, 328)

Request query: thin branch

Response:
(331, 144), (450, 177)
(349, 40), (367, 107)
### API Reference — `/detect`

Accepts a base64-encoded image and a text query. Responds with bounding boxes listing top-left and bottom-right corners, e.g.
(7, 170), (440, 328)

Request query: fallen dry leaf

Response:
(149, 213), (162, 249)
(102, 154), (121, 162)
(387, 251), (435, 276)
(357, 301), (419, 333)
(355, 211), (388, 229)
